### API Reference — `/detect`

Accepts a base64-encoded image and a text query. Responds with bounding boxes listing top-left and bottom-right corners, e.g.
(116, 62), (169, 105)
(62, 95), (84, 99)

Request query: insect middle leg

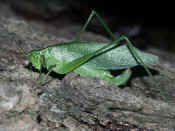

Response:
(74, 67), (132, 86)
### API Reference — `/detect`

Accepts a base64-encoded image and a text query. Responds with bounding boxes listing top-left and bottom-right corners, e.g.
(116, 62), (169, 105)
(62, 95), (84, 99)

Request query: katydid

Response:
(24, 10), (165, 100)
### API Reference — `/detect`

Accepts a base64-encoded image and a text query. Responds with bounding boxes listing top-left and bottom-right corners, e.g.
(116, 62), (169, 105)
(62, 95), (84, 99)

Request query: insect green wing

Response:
(24, 41), (158, 74)
(56, 42), (158, 71)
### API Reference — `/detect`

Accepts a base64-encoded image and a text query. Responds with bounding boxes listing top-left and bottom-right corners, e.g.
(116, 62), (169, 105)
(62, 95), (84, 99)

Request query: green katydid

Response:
(24, 10), (165, 100)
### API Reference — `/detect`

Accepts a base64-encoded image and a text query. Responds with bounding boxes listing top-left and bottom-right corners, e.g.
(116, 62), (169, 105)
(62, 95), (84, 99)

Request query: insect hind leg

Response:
(75, 10), (115, 41)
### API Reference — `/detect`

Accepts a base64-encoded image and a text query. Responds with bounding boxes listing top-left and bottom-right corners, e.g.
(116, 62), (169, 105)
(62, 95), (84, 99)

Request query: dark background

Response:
(1, 0), (175, 52)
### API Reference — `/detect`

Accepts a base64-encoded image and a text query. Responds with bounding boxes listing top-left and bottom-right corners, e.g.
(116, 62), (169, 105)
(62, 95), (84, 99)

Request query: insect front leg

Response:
(36, 55), (56, 86)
